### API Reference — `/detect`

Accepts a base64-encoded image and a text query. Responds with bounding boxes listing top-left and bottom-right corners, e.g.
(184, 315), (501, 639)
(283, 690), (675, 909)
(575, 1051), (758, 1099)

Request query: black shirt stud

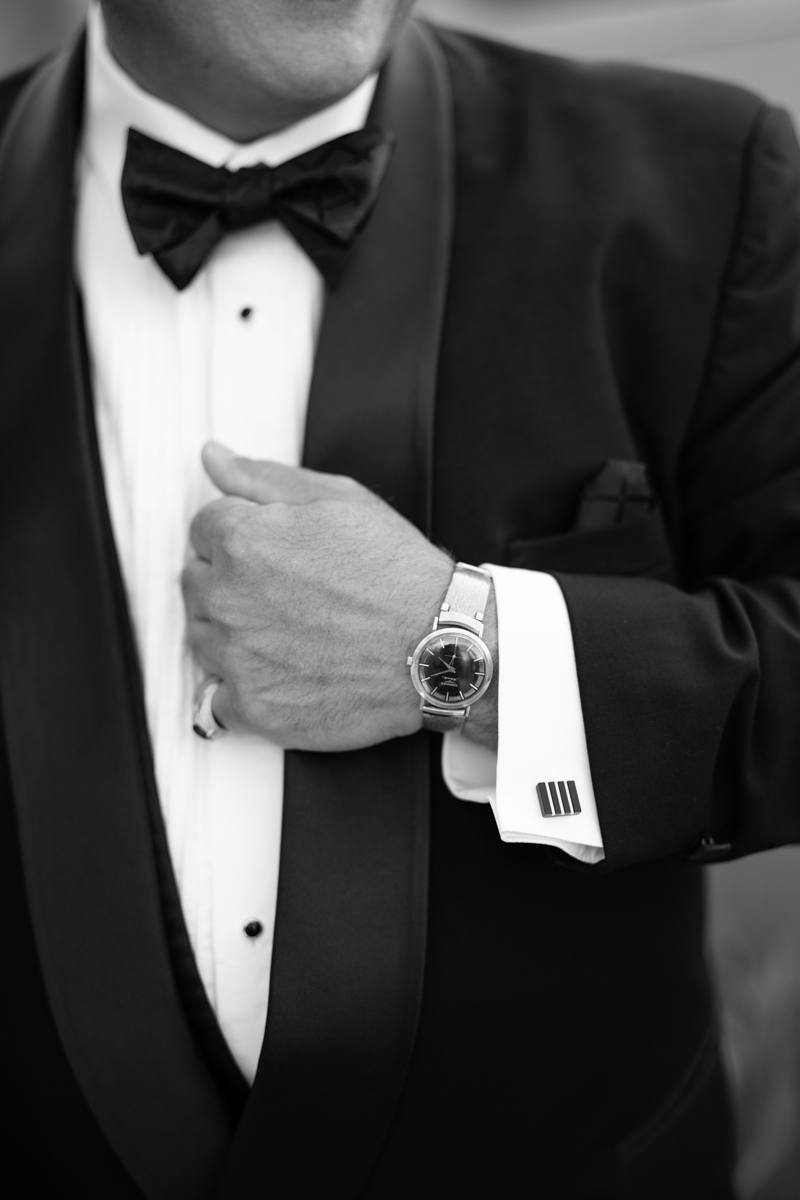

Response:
(244, 920), (263, 938)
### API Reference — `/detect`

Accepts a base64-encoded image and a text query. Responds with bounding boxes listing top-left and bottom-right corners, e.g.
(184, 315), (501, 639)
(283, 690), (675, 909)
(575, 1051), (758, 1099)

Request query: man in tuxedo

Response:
(2, 0), (800, 1196)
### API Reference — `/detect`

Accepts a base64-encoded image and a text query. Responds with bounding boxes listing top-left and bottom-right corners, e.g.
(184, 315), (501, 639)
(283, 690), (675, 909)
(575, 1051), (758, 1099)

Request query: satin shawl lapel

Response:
(218, 22), (454, 1199)
(0, 43), (234, 1200)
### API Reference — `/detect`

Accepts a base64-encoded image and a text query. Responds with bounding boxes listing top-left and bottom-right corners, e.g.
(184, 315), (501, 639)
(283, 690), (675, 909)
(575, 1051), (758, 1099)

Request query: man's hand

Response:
(182, 442), (460, 751)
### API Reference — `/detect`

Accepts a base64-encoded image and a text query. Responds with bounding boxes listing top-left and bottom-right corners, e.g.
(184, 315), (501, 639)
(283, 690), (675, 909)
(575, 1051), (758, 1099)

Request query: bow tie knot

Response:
(218, 168), (276, 227)
(121, 125), (395, 290)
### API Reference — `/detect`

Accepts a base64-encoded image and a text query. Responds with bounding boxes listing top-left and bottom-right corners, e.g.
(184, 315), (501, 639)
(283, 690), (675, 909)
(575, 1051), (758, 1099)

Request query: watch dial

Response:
(418, 635), (487, 705)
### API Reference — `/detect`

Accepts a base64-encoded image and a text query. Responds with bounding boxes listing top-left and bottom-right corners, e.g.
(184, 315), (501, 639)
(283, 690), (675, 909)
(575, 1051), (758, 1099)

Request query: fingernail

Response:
(204, 441), (237, 462)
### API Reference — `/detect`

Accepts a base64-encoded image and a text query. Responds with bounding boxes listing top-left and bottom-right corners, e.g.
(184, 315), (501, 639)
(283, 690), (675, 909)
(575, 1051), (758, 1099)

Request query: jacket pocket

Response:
(567, 1024), (736, 1199)
(509, 510), (677, 582)
(613, 1023), (737, 1199)
(618, 1024), (724, 1166)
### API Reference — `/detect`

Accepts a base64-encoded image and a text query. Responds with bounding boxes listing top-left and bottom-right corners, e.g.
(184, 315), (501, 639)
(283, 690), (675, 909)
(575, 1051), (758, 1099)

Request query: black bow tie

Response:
(120, 125), (395, 291)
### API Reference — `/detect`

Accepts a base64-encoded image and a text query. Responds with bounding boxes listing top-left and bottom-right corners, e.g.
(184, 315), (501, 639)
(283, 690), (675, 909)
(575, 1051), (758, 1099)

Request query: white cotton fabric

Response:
(77, 6), (376, 1082)
(443, 568), (604, 864)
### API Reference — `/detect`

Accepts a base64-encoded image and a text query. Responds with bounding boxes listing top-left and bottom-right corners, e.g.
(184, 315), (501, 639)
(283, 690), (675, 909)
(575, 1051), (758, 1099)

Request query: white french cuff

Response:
(442, 564), (605, 865)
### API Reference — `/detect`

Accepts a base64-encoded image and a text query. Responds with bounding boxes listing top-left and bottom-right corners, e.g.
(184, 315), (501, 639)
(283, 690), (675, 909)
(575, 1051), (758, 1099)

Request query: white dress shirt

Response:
(76, 4), (603, 1085)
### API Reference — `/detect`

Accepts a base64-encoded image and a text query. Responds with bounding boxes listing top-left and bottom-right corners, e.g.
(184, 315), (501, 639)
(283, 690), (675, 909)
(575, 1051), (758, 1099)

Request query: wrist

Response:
(407, 562), (498, 743)
(401, 552), (455, 731)
(461, 584), (498, 751)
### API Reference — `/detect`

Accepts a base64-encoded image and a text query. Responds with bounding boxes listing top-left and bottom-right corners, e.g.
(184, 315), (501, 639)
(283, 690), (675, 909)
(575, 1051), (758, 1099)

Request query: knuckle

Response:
(203, 581), (230, 624)
(328, 473), (361, 497)
(180, 560), (202, 591)
(188, 514), (207, 552)
(216, 510), (251, 561)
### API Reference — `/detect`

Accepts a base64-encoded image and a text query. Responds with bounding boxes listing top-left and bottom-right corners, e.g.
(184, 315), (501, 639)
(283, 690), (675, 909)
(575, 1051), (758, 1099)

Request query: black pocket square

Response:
(508, 459), (676, 581)
(574, 459), (655, 532)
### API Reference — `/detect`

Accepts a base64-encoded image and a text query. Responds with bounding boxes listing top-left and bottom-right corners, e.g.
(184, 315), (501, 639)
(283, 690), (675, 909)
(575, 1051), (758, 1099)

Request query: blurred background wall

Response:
(2, 1), (800, 1197)
(422, 0), (800, 107)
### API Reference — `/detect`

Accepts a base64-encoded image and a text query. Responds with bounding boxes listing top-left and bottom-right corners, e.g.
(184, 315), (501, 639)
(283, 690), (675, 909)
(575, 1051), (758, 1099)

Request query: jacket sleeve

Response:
(556, 103), (800, 872)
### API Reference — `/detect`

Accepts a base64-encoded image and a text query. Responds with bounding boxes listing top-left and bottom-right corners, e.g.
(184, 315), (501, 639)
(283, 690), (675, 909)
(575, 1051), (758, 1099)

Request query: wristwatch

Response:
(408, 562), (494, 733)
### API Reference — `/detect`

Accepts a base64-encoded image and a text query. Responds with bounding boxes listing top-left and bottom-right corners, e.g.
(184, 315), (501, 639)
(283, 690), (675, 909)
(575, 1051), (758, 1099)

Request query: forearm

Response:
(559, 570), (800, 870)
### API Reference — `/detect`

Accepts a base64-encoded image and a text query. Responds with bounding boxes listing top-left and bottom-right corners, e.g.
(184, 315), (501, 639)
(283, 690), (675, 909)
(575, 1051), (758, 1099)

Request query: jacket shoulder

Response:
(433, 25), (766, 162)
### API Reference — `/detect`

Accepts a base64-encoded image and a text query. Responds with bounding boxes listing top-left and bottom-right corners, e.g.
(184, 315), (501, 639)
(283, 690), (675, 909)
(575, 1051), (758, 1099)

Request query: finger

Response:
(202, 441), (359, 506)
(209, 679), (238, 734)
(181, 558), (213, 619)
(193, 676), (237, 736)
(189, 495), (251, 561)
(186, 616), (220, 675)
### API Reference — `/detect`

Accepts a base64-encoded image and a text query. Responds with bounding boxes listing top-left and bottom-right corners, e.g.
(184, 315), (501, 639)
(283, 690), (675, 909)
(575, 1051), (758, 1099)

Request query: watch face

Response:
(417, 632), (489, 707)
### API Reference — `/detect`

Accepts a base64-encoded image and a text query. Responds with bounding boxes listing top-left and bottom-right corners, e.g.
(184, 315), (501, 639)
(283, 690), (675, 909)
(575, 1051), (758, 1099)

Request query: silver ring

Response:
(192, 677), (226, 740)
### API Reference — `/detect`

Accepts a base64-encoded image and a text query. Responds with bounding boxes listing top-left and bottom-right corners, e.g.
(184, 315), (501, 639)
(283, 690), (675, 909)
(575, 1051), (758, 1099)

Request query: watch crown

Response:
(407, 656), (413, 666)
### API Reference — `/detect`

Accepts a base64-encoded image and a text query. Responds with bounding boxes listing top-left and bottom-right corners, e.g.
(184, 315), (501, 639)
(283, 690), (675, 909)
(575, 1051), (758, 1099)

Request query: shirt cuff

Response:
(441, 564), (605, 865)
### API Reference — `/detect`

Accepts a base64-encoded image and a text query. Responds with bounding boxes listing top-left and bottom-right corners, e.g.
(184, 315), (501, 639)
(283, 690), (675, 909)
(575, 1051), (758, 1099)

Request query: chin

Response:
(236, 30), (387, 117)
(104, 0), (413, 139)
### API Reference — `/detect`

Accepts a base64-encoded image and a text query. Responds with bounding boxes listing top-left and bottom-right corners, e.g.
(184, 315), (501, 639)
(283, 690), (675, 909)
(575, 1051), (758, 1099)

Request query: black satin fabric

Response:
(12, 11), (800, 1198)
(0, 22), (447, 1200)
(121, 126), (395, 289)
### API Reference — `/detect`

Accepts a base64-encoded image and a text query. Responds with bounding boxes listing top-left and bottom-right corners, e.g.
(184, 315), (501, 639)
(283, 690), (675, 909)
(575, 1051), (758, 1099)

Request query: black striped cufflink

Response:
(536, 781), (581, 817)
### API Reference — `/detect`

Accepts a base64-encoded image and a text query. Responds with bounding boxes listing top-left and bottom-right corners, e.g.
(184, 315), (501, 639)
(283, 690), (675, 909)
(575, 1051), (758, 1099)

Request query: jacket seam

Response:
(674, 100), (774, 526)
(617, 1023), (720, 1164)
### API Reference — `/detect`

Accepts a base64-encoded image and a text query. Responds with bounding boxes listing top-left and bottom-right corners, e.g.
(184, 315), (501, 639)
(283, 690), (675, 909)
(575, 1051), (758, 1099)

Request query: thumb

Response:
(202, 441), (359, 505)
(202, 442), (275, 502)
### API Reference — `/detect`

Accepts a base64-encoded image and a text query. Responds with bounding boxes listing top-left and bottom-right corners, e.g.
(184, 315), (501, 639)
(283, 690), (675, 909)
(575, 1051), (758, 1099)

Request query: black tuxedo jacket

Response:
(2, 17), (800, 1200)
